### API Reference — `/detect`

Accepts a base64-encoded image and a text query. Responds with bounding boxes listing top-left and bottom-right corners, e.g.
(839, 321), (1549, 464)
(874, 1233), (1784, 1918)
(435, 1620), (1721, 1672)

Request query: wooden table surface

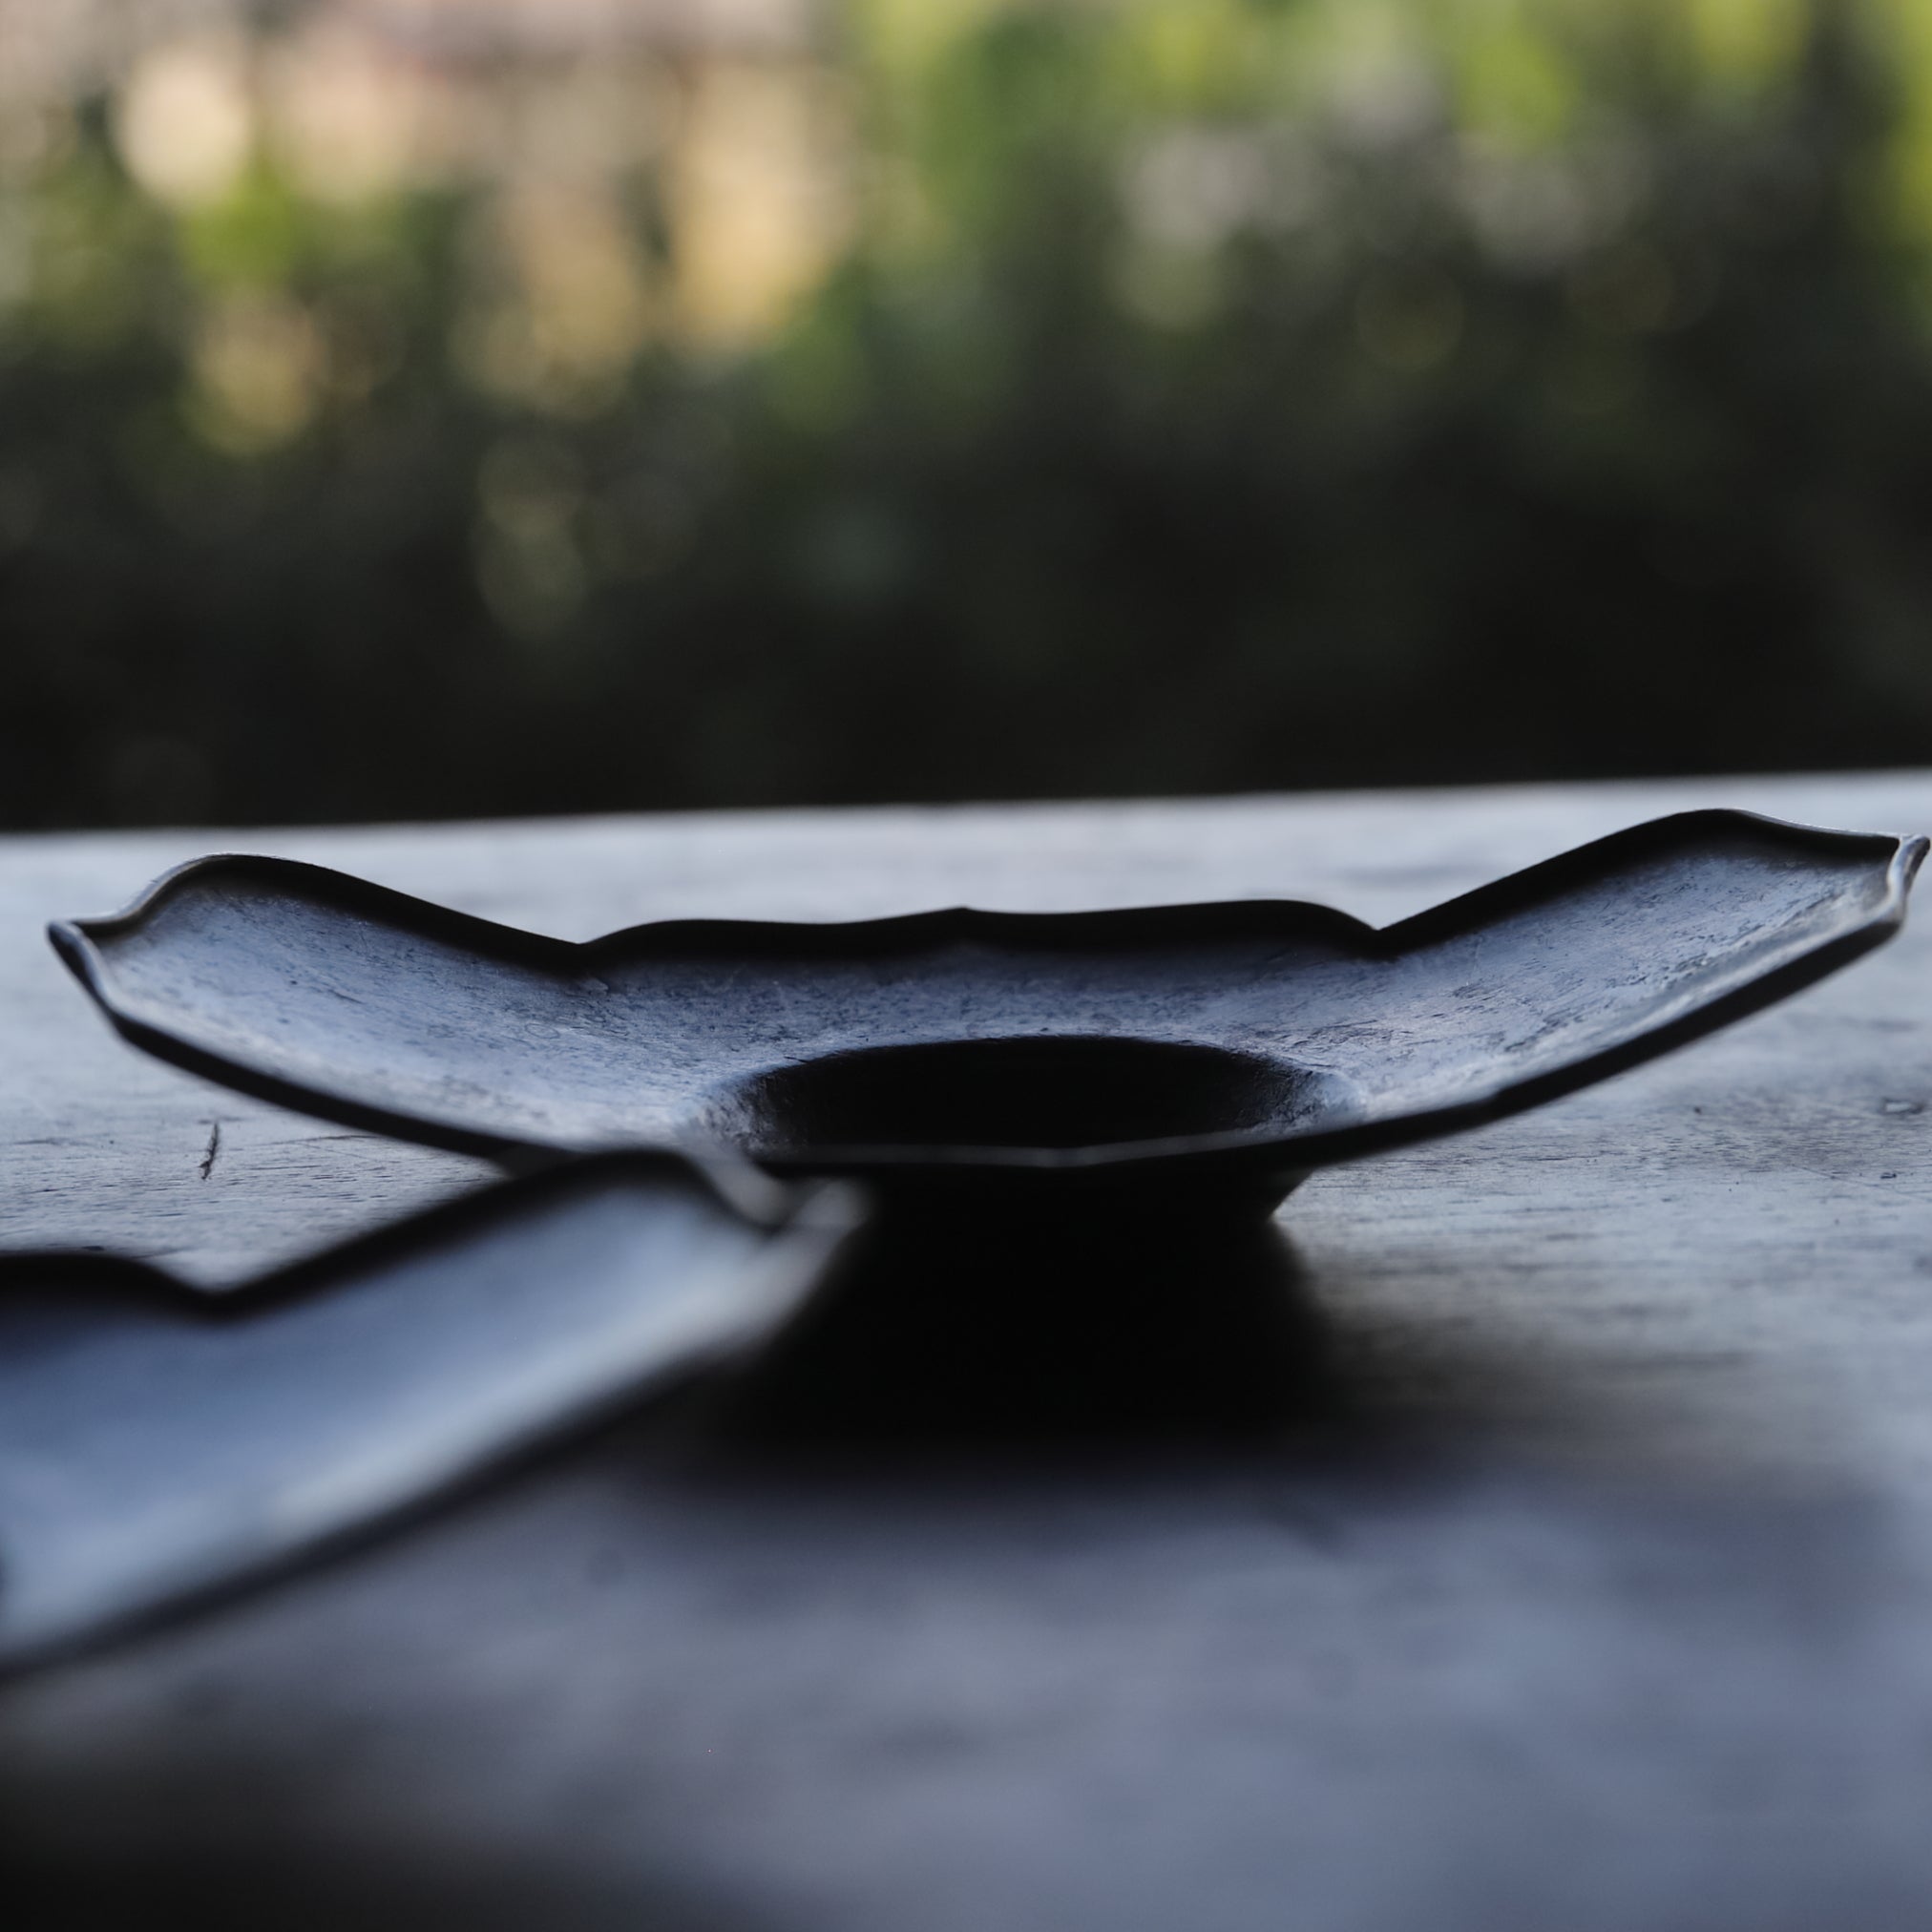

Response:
(6, 773), (1932, 1930)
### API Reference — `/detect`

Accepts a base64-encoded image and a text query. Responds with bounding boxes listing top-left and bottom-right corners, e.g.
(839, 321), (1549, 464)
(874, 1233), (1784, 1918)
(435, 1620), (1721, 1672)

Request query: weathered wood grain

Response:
(5, 774), (1932, 1931)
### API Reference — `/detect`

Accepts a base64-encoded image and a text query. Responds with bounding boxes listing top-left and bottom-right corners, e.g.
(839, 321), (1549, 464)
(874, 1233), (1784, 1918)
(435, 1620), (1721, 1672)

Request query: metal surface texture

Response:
(49, 810), (1926, 1203)
(0, 1153), (858, 1670)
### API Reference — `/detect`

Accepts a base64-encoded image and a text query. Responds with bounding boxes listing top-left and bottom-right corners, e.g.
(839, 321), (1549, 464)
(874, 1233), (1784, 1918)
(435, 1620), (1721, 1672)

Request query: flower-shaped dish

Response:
(51, 811), (1923, 1211)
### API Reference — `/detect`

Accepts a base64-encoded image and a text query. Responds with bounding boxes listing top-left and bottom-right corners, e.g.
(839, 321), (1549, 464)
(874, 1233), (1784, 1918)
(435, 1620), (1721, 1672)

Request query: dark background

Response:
(6, 0), (1932, 830)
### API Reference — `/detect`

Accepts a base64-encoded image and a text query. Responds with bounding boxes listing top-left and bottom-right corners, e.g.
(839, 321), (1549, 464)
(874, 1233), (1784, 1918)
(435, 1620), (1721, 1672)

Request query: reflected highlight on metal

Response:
(0, 1153), (861, 1672)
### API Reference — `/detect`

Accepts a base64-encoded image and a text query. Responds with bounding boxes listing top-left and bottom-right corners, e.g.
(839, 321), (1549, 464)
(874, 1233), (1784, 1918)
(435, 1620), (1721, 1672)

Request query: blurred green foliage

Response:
(7, 0), (1932, 828)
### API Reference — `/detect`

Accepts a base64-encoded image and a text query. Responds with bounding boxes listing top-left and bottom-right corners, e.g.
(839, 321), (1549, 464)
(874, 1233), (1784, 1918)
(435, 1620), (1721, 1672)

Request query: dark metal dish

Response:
(18, 809), (1931, 1564)
(0, 1153), (859, 1670)
(51, 810), (1926, 1208)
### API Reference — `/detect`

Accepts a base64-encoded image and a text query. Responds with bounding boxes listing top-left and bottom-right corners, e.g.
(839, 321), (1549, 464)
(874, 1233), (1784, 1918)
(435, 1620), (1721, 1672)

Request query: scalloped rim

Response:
(49, 809), (1929, 1181)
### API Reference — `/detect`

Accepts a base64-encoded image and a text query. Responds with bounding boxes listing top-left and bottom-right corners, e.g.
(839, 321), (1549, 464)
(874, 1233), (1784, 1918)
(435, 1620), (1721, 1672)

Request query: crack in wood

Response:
(199, 1122), (220, 1182)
